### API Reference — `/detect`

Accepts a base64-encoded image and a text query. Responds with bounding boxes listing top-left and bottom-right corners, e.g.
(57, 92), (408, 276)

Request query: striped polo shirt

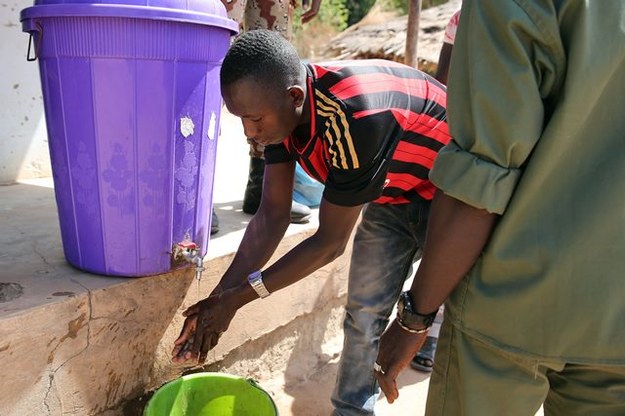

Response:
(265, 60), (450, 206)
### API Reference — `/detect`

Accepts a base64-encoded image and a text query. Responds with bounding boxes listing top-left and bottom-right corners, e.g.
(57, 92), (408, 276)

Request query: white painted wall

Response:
(1, 0), (51, 184)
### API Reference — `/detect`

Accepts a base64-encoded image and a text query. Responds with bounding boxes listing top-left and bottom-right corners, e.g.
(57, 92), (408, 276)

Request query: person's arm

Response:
(375, 0), (565, 401)
(261, 197), (362, 292)
(434, 42), (453, 85)
(301, 0), (322, 24)
(434, 10), (459, 84)
(410, 191), (497, 312)
(173, 160), (363, 363)
(171, 160), (295, 363)
(221, 159), (363, 297)
(375, 190), (497, 402)
(216, 160), (297, 291)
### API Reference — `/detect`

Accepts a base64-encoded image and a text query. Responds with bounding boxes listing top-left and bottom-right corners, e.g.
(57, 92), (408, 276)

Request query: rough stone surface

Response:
(0, 246), (191, 415)
(0, 282), (23, 303)
(321, 0), (462, 74)
(0, 109), (350, 416)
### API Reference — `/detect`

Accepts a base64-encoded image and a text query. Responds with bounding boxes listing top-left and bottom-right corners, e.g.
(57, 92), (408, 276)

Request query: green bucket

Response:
(144, 372), (278, 416)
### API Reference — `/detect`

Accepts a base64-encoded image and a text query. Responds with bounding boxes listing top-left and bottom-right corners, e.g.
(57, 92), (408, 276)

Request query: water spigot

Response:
(173, 241), (205, 281)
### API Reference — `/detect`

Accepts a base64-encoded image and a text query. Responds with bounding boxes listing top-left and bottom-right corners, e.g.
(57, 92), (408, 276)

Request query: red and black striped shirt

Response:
(265, 60), (450, 206)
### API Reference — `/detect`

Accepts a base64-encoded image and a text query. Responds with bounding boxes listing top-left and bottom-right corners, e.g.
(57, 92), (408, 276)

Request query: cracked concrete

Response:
(0, 282), (23, 302)
(0, 108), (352, 415)
(43, 373), (54, 414)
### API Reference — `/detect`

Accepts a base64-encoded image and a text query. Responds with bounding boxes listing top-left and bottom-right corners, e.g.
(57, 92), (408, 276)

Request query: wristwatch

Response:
(247, 270), (270, 299)
(396, 291), (437, 334)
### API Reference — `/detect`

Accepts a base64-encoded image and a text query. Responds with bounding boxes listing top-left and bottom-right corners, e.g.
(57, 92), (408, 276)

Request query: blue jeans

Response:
(293, 163), (323, 208)
(331, 200), (430, 416)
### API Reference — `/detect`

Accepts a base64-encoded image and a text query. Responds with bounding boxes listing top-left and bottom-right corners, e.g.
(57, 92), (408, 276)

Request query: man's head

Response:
(220, 29), (307, 146)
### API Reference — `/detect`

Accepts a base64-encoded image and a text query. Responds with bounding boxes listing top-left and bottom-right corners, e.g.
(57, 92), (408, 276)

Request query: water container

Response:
(144, 372), (279, 416)
(20, 0), (237, 276)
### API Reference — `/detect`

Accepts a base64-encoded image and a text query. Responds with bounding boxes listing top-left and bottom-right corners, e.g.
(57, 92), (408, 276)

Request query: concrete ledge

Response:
(1, 107), (351, 415)
(0, 178), (350, 415)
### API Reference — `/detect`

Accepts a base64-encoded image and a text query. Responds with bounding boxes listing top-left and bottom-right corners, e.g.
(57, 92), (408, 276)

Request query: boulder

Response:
(321, 0), (461, 74)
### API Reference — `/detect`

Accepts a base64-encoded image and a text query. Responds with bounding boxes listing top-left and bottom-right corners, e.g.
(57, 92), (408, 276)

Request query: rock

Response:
(320, 0), (461, 74)
(0, 282), (23, 303)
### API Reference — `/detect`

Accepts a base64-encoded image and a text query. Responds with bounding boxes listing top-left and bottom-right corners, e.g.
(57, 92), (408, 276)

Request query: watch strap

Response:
(397, 291), (437, 332)
(247, 270), (270, 299)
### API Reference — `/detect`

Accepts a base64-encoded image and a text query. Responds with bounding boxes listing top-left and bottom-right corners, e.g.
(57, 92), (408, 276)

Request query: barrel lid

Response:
(20, 0), (239, 33)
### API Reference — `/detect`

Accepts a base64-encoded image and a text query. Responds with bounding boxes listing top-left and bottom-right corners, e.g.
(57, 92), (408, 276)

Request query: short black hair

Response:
(220, 29), (303, 90)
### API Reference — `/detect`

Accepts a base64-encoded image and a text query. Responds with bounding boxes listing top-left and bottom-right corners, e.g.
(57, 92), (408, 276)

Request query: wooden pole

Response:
(405, 0), (422, 68)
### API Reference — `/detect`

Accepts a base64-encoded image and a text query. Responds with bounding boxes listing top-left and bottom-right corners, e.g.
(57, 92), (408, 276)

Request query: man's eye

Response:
(250, 117), (262, 122)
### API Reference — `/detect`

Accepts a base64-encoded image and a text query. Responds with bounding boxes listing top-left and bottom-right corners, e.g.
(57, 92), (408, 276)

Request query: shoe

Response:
(411, 336), (437, 372)
(210, 209), (219, 235)
(290, 200), (312, 224)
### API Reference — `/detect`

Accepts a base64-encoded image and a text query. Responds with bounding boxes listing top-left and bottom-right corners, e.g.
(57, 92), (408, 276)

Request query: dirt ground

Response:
(264, 332), (433, 416)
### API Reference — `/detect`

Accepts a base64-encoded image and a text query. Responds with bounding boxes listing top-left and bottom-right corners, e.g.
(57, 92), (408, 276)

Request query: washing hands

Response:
(171, 288), (239, 364)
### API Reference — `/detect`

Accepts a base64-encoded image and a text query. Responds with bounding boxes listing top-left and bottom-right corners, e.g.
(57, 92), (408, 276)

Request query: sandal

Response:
(410, 336), (437, 373)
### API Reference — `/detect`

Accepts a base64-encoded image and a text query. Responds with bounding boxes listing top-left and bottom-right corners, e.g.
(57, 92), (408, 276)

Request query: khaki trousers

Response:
(426, 319), (625, 416)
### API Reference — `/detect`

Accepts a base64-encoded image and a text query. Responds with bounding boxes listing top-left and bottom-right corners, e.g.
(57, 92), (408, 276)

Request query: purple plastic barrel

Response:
(20, 0), (237, 276)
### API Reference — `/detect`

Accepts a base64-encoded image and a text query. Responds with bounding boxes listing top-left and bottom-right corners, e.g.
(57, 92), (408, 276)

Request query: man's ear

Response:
(287, 85), (306, 108)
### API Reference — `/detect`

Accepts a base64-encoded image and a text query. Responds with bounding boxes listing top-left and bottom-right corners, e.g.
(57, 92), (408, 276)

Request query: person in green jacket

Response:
(375, 1), (625, 415)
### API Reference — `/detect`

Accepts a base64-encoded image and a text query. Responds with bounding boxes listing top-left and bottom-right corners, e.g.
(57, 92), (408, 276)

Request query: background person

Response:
(432, 9), (459, 85)
(224, 0), (323, 224)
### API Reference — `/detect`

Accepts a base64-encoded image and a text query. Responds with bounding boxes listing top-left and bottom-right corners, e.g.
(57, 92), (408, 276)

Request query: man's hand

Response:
(171, 289), (239, 364)
(374, 320), (428, 404)
(301, 0), (321, 24)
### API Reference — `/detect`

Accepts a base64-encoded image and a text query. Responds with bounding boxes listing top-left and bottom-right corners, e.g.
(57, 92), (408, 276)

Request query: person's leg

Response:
(222, 0), (247, 31)
(241, 140), (265, 215)
(426, 320), (551, 416)
(411, 306), (444, 372)
(213, 0), (248, 235)
(543, 363), (625, 416)
(241, 141), (311, 222)
(293, 163), (323, 208)
(210, 208), (219, 235)
(243, 0), (294, 39)
(412, 335), (438, 372)
(239, 0), (311, 222)
(332, 201), (429, 416)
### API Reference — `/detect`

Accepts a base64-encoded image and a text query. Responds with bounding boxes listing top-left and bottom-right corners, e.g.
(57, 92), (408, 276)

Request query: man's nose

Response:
(242, 121), (258, 139)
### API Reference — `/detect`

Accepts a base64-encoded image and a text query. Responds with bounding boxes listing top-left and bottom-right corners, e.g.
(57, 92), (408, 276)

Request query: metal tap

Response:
(173, 241), (205, 281)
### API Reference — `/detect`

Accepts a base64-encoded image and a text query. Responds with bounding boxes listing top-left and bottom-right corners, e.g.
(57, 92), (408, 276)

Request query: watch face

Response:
(399, 293), (408, 314)
(398, 292), (411, 320)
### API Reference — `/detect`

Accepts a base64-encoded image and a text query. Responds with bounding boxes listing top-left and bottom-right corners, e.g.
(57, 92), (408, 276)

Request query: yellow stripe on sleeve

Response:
(315, 90), (360, 169)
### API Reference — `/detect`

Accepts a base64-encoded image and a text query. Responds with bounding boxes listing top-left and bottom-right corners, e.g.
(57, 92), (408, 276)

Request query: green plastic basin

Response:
(144, 372), (278, 416)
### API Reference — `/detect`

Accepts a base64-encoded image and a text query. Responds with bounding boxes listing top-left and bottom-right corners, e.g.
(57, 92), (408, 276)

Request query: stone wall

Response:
(321, 0), (461, 74)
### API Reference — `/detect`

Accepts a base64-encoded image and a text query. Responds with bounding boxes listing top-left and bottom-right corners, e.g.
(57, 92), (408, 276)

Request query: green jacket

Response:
(430, 0), (625, 363)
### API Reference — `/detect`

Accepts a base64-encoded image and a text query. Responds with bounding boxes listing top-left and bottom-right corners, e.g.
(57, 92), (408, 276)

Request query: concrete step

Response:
(0, 110), (349, 416)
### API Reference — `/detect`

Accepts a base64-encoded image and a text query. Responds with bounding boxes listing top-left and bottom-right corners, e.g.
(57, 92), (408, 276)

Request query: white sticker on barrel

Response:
(207, 112), (217, 141)
(180, 116), (195, 138)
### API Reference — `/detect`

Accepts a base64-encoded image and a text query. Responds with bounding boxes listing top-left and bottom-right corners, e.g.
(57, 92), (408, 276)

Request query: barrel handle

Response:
(26, 21), (43, 62)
